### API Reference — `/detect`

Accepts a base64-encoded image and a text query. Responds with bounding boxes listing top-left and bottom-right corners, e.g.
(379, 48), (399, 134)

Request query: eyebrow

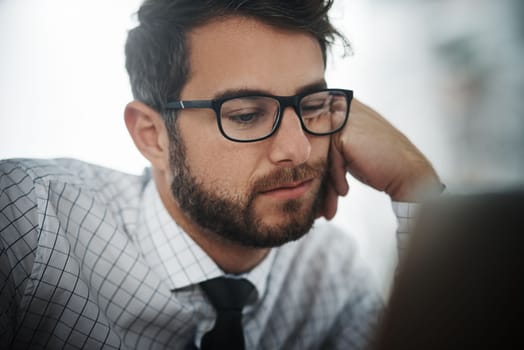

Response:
(212, 79), (328, 100)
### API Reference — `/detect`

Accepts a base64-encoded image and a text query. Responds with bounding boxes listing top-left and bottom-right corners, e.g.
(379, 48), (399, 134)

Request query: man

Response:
(0, 0), (442, 349)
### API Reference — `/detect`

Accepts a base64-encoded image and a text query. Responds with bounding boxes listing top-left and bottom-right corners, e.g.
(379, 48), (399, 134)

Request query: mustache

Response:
(251, 161), (327, 193)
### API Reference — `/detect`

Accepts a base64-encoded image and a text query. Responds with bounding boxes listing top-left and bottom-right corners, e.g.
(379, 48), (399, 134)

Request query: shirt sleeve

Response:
(323, 198), (437, 349)
(0, 160), (40, 348)
(320, 260), (384, 350)
(391, 201), (421, 256)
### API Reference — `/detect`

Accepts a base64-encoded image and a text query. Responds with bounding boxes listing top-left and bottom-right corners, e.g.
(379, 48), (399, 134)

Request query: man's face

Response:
(168, 16), (330, 247)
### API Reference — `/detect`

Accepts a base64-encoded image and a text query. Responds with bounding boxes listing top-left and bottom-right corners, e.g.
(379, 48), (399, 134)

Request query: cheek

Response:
(309, 135), (331, 160)
(194, 149), (259, 194)
(176, 114), (223, 177)
(180, 123), (260, 192)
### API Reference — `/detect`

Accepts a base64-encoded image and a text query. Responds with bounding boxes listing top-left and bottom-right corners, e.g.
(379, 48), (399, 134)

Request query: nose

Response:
(268, 107), (311, 167)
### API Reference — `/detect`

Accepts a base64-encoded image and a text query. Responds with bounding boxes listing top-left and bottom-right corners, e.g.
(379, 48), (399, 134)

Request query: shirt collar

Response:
(135, 179), (275, 299)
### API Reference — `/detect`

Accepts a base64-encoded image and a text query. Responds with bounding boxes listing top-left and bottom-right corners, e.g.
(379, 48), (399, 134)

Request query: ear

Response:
(124, 101), (170, 171)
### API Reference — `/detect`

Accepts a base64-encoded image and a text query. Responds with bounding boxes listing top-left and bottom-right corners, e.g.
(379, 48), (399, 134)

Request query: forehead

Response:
(181, 16), (325, 99)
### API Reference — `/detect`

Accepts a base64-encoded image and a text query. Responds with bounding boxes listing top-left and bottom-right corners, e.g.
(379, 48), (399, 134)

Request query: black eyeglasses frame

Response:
(164, 88), (353, 143)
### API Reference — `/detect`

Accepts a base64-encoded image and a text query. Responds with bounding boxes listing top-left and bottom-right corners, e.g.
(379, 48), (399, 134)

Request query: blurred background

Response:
(1, 0), (523, 297)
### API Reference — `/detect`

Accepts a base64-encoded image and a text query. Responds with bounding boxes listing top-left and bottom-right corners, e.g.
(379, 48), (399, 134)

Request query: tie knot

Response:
(200, 277), (255, 311)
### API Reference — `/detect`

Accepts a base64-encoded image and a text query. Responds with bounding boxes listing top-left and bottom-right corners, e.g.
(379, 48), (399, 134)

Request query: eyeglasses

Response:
(164, 88), (353, 142)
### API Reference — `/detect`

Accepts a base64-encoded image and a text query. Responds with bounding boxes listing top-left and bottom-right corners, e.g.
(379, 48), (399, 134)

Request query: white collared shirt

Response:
(135, 180), (276, 345)
(1, 158), (400, 349)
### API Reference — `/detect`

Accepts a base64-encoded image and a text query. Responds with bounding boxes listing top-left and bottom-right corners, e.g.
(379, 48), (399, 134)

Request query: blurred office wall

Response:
(432, 0), (524, 187)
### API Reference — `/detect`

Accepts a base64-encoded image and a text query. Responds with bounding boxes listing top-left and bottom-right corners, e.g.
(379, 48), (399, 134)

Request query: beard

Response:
(168, 129), (328, 248)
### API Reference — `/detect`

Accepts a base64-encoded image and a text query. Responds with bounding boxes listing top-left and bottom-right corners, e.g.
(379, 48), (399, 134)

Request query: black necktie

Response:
(200, 277), (255, 350)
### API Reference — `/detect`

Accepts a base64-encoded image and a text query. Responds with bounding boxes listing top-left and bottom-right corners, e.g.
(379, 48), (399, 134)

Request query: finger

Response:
(322, 182), (340, 220)
(329, 138), (349, 196)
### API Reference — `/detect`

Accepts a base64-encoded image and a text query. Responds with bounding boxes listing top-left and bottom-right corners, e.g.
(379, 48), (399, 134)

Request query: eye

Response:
(301, 98), (329, 119)
(226, 112), (261, 124)
(221, 108), (274, 132)
(301, 103), (325, 112)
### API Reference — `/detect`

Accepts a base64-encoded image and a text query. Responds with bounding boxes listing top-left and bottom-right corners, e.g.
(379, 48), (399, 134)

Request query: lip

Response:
(258, 178), (315, 200)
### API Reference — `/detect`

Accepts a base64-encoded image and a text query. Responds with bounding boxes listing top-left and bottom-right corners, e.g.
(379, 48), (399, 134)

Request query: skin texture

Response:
(124, 16), (441, 273)
(322, 100), (443, 219)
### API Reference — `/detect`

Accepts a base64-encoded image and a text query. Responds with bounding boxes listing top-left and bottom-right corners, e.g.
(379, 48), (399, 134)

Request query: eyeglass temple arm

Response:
(165, 100), (213, 110)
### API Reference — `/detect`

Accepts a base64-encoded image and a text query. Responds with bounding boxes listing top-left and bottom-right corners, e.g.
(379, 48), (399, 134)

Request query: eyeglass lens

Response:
(219, 90), (348, 141)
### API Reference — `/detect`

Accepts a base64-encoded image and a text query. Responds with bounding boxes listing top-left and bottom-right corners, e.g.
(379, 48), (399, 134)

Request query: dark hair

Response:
(124, 0), (349, 114)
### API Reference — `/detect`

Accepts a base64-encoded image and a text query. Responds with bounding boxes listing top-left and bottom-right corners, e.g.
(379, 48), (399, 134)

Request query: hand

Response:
(320, 99), (443, 220)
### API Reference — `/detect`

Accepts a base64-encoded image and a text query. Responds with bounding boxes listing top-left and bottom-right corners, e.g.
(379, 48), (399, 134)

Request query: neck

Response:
(153, 169), (269, 274)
